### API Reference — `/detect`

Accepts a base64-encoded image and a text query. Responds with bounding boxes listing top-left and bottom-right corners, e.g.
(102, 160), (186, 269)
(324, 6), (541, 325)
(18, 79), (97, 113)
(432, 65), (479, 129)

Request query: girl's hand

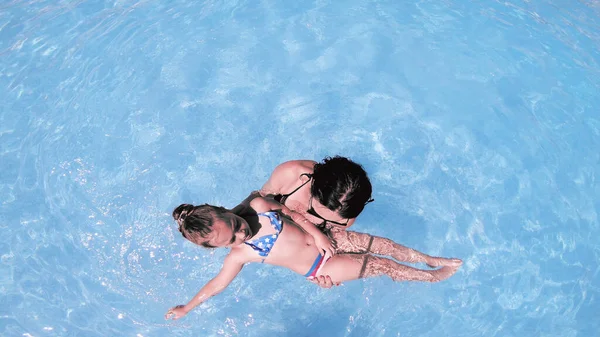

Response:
(165, 305), (189, 320)
(313, 232), (335, 260)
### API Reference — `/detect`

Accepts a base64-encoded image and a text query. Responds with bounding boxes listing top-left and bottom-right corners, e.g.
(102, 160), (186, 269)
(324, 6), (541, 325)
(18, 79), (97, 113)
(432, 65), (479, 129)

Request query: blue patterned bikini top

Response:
(244, 211), (283, 259)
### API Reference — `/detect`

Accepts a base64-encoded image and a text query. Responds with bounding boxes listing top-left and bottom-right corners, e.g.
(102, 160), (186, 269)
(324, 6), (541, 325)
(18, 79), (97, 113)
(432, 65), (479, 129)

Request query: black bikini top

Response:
(273, 173), (312, 205)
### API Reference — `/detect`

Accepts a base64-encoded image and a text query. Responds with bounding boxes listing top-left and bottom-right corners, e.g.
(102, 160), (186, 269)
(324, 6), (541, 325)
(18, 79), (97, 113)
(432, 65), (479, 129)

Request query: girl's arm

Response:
(165, 253), (245, 320)
(251, 196), (335, 260)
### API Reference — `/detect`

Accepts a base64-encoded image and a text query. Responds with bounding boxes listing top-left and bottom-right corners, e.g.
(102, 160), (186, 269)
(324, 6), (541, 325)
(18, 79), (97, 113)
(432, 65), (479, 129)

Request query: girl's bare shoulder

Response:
(227, 246), (253, 264)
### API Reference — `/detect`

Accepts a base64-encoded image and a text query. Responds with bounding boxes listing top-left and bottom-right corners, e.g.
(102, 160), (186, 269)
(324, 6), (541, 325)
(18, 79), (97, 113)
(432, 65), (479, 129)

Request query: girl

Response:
(165, 196), (460, 320)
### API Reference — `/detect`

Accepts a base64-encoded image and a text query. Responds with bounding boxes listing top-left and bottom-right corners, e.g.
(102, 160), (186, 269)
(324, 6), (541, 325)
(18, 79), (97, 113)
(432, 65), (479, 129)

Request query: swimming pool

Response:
(1, 0), (599, 336)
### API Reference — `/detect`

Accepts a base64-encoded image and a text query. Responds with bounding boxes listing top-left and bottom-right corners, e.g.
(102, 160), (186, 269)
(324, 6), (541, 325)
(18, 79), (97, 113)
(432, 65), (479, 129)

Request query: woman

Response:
(240, 156), (462, 287)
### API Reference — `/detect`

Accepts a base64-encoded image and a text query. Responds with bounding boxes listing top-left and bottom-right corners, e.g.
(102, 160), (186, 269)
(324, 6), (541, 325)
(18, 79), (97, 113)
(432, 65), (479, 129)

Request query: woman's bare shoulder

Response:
(262, 159), (316, 194)
(271, 160), (316, 181)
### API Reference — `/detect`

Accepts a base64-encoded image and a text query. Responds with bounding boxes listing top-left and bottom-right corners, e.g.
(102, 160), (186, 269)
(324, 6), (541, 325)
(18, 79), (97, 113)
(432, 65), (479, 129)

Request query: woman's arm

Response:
(230, 190), (261, 215)
(165, 253), (245, 320)
(260, 160), (316, 196)
(252, 196), (335, 260)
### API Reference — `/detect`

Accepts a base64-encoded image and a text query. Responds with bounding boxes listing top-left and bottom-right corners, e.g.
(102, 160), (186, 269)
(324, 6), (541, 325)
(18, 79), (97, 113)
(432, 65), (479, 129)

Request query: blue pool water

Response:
(1, 0), (599, 336)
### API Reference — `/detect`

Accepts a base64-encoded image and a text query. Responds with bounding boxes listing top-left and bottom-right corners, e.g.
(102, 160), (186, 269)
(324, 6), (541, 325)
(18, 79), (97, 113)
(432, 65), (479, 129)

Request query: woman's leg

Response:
(316, 254), (460, 284)
(331, 229), (462, 267)
(360, 255), (459, 282)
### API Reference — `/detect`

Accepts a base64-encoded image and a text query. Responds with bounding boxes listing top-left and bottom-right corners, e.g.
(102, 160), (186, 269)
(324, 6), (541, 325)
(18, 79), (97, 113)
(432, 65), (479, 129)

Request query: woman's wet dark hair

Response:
(173, 203), (229, 247)
(310, 156), (372, 219)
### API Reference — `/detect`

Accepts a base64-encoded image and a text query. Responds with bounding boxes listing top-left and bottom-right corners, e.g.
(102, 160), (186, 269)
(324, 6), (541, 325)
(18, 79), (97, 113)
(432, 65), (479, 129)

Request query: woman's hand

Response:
(313, 231), (335, 261)
(283, 208), (335, 260)
(165, 305), (189, 320)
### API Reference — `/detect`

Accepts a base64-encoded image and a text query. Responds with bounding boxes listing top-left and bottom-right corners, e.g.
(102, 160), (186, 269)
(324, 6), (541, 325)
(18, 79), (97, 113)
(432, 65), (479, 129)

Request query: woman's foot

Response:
(426, 256), (463, 268)
(430, 265), (460, 282)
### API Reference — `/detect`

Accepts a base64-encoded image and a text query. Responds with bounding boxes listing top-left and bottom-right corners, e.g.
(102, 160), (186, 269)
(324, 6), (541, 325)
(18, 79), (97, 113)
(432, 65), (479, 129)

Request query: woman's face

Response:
(305, 196), (352, 228)
(198, 213), (252, 248)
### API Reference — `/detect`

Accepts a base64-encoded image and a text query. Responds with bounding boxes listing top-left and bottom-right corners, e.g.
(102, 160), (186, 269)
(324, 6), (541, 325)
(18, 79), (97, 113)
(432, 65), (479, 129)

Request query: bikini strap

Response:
(257, 211), (283, 231)
(280, 173), (312, 199)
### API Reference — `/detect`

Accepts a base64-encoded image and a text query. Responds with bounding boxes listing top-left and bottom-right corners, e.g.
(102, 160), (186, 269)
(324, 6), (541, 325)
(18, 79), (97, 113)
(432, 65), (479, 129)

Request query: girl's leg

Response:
(331, 229), (462, 268)
(314, 254), (364, 283)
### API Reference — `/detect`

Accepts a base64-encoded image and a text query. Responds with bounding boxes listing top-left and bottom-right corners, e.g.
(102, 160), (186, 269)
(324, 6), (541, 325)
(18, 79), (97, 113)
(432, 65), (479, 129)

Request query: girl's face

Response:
(199, 213), (252, 248)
